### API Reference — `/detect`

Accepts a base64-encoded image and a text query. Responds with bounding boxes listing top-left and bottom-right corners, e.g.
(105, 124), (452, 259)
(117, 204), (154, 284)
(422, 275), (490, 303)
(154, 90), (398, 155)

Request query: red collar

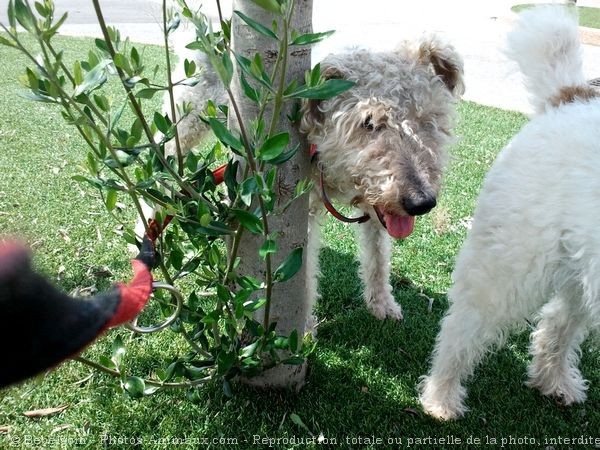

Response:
(310, 144), (370, 224)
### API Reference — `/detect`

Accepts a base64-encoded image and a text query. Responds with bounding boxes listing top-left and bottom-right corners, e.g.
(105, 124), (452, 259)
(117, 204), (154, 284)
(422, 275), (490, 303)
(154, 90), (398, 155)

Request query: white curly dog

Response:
(155, 21), (464, 324)
(420, 5), (600, 420)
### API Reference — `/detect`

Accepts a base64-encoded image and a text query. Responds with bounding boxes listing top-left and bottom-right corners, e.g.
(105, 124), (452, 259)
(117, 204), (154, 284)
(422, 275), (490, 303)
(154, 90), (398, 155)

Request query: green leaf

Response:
(250, 53), (267, 82)
(72, 175), (102, 190)
(310, 63), (321, 87)
(273, 336), (289, 349)
(13, 0), (35, 32)
(7, 0), (17, 30)
(136, 87), (160, 99)
(184, 58), (196, 78)
(268, 143), (299, 165)
(0, 36), (16, 49)
(124, 376), (145, 399)
(185, 365), (207, 380)
(95, 38), (109, 54)
(224, 160), (239, 201)
(130, 46), (140, 67)
(240, 341), (259, 358)
(170, 247), (184, 271)
(143, 386), (160, 396)
(93, 94), (109, 112)
(98, 355), (116, 370)
(282, 356), (305, 365)
(153, 112), (171, 134)
(233, 53), (273, 91)
(257, 132), (289, 161)
(242, 176), (262, 207)
(221, 52), (233, 86)
(105, 189), (117, 212)
(274, 247), (303, 282)
(244, 297), (266, 312)
(288, 79), (355, 100)
(240, 73), (259, 103)
(216, 350), (236, 376)
(43, 12), (68, 39)
(289, 329), (299, 352)
(74, 60), (110, 96)
(290, 30), (335, 46)
(234, 10), (278, 40)
(250, 0), (281, 14)
(259, 239), (277, 259)
(113, 53), (129, 72)
(290, 413), (311, 433)
(111, 335), (126, 366)
(167, 12), (181, 34)
(34, 1), (48, 17)
(130, 117), (143, 143)
(207, 118), (243, 152)
(103, 150), (135, 168)
(232, 209), (263, 234)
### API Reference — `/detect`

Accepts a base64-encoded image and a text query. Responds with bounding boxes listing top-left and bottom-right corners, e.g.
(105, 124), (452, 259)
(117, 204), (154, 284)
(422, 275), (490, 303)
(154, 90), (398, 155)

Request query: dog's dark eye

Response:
(363, 115), (384, 132)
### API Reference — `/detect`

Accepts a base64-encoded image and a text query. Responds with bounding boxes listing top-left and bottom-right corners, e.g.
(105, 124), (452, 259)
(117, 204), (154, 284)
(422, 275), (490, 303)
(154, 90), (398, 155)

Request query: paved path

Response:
(2, 0), (600, 113)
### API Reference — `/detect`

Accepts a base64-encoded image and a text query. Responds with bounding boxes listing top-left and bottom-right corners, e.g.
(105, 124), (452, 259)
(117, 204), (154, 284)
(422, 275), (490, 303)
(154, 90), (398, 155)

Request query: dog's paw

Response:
(367, 298), (403, 321)
(418, 376), (467, 421)
(527, 368), (589, 405)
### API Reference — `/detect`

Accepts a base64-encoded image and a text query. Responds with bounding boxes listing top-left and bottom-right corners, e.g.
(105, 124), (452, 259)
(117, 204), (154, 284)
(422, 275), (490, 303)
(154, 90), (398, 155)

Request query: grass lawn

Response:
(512, 3), (600, 29)
(1, 34), (599, 449)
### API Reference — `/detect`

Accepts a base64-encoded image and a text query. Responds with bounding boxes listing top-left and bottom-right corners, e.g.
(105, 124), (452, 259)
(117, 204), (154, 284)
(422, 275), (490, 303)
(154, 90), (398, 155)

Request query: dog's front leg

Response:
(357, 219), (403, 321)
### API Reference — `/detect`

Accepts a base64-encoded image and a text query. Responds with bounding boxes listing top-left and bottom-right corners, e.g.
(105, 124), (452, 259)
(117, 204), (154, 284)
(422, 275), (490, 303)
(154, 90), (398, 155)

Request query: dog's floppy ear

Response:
(418, 36), (465, 98)
(300, 64), (347, 134)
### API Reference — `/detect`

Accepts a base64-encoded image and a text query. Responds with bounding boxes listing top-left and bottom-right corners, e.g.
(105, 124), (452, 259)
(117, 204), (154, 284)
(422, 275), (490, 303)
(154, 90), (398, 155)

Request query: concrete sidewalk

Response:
(2, 0), (600, 113)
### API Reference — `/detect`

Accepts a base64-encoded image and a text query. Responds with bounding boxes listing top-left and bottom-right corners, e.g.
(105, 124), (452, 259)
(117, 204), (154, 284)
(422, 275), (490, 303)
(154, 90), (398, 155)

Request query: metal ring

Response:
(125, 282), (183, 334)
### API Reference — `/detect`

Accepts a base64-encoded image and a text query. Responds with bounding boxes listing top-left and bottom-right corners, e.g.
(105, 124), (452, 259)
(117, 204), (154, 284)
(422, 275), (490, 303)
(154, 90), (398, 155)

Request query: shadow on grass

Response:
(3, 245), (597, 449)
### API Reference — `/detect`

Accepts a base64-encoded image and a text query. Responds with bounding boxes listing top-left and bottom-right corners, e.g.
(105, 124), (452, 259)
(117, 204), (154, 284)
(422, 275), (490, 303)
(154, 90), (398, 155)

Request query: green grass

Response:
(1, 34), (599, 449)
(512, 3), (600, 29)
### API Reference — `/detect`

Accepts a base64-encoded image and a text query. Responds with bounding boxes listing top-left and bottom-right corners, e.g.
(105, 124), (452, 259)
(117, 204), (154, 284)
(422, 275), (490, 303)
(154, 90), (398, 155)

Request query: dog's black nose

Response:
(402, 193), (437, 216)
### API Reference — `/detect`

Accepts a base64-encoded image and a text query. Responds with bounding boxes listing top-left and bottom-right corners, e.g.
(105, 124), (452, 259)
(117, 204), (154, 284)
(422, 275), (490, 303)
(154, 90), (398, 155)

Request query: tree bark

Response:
(230, 0), (313, 389)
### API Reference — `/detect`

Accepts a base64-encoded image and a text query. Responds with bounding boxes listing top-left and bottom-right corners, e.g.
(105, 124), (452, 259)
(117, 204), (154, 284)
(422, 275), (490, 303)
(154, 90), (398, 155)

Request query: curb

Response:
(580, 25), (600, 46)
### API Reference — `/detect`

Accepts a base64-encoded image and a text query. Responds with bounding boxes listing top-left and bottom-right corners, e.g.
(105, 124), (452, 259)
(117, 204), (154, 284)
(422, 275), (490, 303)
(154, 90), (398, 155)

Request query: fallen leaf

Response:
(0, 426), (11, 433)
(90, 266), (113, 278)
(361, 386), (369, 393)
(402, 407), (421, 417)
(58, 229), (71, 243)
(23, 404), (69, 418)
(70, 285), (98, 298)
(418, 292), (435, 313)
(290, 412), (312, 436)
(72, 373), (94, 386)
(51, 424), (72, 434)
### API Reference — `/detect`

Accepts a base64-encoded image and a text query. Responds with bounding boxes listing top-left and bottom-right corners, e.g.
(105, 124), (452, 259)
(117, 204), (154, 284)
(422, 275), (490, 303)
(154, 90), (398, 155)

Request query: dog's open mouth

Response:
(374, 206), (415, 239)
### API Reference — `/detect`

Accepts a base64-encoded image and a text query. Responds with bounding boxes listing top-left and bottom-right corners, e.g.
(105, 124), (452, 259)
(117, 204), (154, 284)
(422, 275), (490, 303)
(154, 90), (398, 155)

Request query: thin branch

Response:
(162, 0), (185, 175)
(74, 356), (212, 388)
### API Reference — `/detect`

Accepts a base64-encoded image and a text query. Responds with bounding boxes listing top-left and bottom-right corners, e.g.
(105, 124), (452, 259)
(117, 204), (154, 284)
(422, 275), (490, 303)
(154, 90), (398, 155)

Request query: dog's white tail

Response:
(506, 6), (591, 114)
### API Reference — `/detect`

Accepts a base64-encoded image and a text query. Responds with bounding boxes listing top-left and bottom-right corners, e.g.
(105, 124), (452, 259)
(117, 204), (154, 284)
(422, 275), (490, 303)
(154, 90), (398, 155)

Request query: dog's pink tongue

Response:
(384, 213), (415, 239)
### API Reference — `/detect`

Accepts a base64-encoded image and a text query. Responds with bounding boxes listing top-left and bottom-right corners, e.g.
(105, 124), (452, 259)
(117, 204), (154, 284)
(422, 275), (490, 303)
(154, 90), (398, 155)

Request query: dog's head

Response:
(301, 36), (464, 238)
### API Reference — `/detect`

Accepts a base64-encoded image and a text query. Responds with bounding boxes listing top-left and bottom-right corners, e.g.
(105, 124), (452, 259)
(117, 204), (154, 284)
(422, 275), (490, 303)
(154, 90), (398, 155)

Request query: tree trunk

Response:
(230, 0), (313, 389)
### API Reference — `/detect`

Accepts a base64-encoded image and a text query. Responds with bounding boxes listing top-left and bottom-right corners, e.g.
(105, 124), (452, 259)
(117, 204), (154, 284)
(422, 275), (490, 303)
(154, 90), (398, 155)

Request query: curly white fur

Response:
(420, 5), (600, 420)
